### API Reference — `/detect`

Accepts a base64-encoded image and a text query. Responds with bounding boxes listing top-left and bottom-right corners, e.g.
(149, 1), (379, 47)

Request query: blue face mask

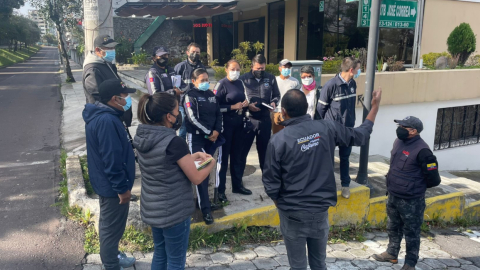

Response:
(281, 68), (291, 77)
(103, 50), (116, 63)
(198, 82), (210, 91)
(118, 95), (132, 111)
(354, 69), (361, 79)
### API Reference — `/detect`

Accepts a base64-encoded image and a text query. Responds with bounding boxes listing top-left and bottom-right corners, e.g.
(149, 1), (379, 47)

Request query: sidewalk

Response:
(82, 227), (480, 270)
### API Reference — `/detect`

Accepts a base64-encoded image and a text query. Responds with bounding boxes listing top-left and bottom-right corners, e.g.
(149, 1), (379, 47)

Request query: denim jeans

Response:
(339, 145), (353, 187)
(279, 209), (329, 270)
(151, 217), (191, 270)
(178, 106), (187, 140)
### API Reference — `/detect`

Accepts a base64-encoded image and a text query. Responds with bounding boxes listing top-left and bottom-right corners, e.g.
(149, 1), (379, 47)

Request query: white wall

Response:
(352, 98), (480, 171)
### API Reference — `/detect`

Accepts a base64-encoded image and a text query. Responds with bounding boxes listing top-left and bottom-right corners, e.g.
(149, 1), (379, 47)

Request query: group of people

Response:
(82, 35), (441, 270)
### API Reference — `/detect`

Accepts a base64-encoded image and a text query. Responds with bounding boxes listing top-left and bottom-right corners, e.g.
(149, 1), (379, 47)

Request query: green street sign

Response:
(358, 0), (417, 29)
(319, 1), (324, 12)
(346, 0), (359, 2)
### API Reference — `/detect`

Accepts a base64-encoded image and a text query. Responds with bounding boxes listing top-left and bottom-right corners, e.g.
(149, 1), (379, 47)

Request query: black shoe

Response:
(210, 202), (223, 211)
(203, 213), (214, 225)
(218, 193), (229, 204)
(232, 186), (252, 195)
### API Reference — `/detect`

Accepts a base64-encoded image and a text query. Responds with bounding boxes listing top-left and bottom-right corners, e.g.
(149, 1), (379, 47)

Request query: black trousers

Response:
(241, 116), (272, 172)
(187, 133), (221, 214)
(218, 114), (245, 193)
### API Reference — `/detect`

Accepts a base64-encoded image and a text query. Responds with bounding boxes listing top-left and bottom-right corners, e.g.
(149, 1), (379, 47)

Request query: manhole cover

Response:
(227, 164), (256, 177)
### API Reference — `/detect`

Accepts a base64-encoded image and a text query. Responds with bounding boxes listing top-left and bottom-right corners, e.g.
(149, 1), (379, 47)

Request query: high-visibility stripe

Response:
(318, 99), (329, 106)
(184, 95), (211, 135)
(220, 108), (228, 113)
(215, 147), (222, 188)
(333, 94), (356, 101)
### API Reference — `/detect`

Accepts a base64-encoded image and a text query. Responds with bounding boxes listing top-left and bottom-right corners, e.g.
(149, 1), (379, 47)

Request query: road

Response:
(0, 47), (85, 269)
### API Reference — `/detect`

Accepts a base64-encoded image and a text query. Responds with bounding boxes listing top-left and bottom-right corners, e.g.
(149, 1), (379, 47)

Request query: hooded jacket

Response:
(82, 102), (136, 198)
(262, 115), (373, 212)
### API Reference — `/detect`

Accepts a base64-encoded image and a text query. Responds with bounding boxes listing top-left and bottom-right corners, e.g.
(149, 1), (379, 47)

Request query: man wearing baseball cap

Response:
(272, 59), (300, 134)
(373, 116), (441, 270)
(82, 79), (137, 270)
(144, 46), (181, 96)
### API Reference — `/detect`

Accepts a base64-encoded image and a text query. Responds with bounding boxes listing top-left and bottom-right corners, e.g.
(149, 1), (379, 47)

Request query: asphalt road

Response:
(0, 47), (85, 269)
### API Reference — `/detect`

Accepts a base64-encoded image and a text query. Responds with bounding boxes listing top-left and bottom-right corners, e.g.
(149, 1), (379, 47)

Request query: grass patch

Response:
(328, 222), (374, 244)
(0, 46), (41, 67)
(79, 155), (95, 196)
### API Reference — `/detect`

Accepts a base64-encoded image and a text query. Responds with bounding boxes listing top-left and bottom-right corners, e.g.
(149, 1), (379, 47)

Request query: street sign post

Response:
(358, 0), (417, 29)
(319, 1), (324, 12)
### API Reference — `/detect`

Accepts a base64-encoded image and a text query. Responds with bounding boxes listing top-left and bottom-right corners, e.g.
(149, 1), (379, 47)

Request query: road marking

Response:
(0, 160), (51, 169)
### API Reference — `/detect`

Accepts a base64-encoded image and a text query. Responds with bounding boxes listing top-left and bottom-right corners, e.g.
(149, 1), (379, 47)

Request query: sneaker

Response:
(118, 252), (136, 268)
(401, 264), (415, 270)
(341, 187), (350, 199)
(372, 251), (398, 264)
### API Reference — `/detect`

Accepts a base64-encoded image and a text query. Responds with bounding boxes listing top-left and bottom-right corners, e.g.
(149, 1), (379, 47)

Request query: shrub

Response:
(265, 63), (280, 76)
(447, 23), (476, 65)
(130, 50), (150, 65)
(421, 52), (450, 67)
(322, 59), (342, 74)
(464, 54), (480, 67)
(115, 37), (133, 64)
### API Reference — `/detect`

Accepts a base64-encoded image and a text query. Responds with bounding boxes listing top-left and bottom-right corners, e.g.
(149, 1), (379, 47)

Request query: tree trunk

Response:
(56, 24), (75, 82)
(14, 40), (17, 52)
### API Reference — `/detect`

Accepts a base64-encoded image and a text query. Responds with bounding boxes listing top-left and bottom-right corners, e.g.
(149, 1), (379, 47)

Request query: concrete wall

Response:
(284, 0), (298, 60)
(421, 0), (480, 56)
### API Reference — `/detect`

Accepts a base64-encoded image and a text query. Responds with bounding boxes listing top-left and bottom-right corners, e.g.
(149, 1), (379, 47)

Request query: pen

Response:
(202, 148), (206, 153)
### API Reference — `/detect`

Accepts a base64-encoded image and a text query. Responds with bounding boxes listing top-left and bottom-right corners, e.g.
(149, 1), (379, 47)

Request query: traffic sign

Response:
(319, 1), (324, 12)
(358, 0), (417, 29)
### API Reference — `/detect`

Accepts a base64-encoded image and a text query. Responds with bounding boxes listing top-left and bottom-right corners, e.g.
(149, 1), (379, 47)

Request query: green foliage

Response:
(322, 59), (342, 74)
(79, 155), (95, 196)
(120, 226), (155, 253)
(447, 22), (477, 65)
(131, 50), (150, 65)
(84, 225), (100, 254)
(0, 45), (41, 67)
(43, 33), (57, 45)
(421, 52), (450, 67)
(76, 43), (85, 58)
(265, 64), (280, 76)
(328, 222), (372, 244)
(115, 37), (133, 64)
(252, 41), (265, 55)
(199, 52), (211, 67)
(420, 222), (430, 233)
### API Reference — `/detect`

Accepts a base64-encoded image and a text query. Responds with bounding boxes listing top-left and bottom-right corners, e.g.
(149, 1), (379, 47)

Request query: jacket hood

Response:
(83, 52), (106, 68)
(82, 102), (122, 124)
(133, 124), (176, 153)
(281, 114), (312, 126)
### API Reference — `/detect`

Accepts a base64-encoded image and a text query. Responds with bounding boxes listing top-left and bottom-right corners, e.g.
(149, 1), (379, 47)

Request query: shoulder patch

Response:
(427, 163), (437, 171)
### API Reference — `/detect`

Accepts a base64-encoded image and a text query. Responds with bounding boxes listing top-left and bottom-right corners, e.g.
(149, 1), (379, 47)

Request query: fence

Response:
(70, 48), (84, 66)
(434, 104), (480, 150)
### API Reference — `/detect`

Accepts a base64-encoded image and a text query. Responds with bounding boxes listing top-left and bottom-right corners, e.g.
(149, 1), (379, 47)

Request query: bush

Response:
(115, 37), (134, 64)
(464, 54), (480, 67)
(265, 63), (280, 76)
(421, 52), (450, 67)
(322, 59), (342, 74)
(130, 50), (150, 65)
(447, 23), (476, 65)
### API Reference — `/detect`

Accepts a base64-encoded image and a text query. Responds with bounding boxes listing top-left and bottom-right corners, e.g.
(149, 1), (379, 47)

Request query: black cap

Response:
(394, 116), (424, 133)
(94, 34), (118, 49)
(99, 79), (136, 102)
(153, 46), (169, 57)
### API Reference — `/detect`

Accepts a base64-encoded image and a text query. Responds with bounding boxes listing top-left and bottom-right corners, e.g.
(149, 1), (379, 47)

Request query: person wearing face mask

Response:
(82, 34), (134, 128)
(213, 60), (251, 204)
(184, 69), (223, 224)
(82, 79), (137, 270)
(239, 54), (280, 172)
(317, 57), (361, 199)
(272, 59), (300, 134)
(145, 46), (181, 97)
(372, 116), (440, 270)
(133, 92), (214, 270)
(175, 43), (206, 140)
(299, 65), (322, 120)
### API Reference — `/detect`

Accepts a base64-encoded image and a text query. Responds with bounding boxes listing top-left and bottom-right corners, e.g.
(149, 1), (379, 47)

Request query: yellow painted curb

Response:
(328, 186), (370, 226)
(367, 196), (388, 226)
(424, 192), (465, 222)
(464, 200), (480, 220)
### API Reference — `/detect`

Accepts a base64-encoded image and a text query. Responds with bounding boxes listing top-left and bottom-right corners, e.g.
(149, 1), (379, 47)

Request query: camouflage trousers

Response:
(386, 194), (426, 267)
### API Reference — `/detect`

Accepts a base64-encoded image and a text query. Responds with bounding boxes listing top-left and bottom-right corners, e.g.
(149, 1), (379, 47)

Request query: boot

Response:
(372, 251), (398, 264)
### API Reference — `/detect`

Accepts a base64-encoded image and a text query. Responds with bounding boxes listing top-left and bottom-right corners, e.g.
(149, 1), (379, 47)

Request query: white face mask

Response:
(302, 77), (314, 86)
(229, 71), (240, 81)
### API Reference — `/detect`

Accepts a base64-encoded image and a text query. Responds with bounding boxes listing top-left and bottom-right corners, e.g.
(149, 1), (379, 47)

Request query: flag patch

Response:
(186, 102), (191, 108)
(213, 89), (217, 94)
(427, 163), (437, 171)
(149, 77), (154, 82)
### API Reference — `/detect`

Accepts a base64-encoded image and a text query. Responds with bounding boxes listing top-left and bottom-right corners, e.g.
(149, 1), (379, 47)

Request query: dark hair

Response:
(226, 59), (240, 69)
(192, 68), (208, 80)
(341, 57), (361, 72)
(100, 96), (112, 105)
(187, 42), (201, 52)
(137, 93), (177, 125)
(252, 54), (266, 66)
(281, 89), (308, 118)
(300, 65), (315, 76)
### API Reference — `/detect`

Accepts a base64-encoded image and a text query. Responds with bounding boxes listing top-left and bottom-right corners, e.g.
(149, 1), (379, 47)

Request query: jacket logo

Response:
(297, 133), (321, 152)
(264, 83), (269, 87)
(350, 87), (354, 93)
(402, 150), (410, 157)
(161, 73), (168, 78)
(186, 102), (191, 108)
(208, 97), (216, 103)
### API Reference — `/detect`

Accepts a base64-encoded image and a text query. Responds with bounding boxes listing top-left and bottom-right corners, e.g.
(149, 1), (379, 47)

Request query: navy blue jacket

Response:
(184, 88), (222, 136)
(174, 60), (205, 92)
(317, 74), (357, 127)
(214, 77), (246, 114)
(145, 64), (176, 95)
(82, 102), (136, 198)
(240, 71), (280, 120)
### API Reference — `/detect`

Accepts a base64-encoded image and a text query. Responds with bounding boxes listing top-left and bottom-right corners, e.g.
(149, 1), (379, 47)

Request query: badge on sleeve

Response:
(149, 77), (154, 82)
(186, 102), (191, 108)
(427, 163), (437, 171)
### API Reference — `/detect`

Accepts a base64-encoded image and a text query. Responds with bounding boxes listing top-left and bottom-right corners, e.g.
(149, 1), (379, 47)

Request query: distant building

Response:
(28, 10), (48, 36)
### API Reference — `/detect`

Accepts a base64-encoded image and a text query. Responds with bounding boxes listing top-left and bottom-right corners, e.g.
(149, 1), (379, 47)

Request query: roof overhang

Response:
(115, 1), (238, 18)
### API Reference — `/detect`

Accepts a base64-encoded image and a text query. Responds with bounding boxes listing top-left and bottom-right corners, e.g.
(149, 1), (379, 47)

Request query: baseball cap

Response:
(153, 46), (169, 57)
(99, 79), (136, 102)
(94, 34), (119, 49)
(279, 59), (292, 67)
(394, 116), (424, 133)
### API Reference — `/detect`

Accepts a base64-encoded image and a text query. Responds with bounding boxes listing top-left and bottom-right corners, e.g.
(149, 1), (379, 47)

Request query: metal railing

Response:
(434, 104), (480, 150)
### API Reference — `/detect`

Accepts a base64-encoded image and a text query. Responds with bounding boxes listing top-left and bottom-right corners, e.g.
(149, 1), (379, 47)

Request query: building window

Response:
(434, 105), (480, 150)
(268, 1), (285, 64)
(297, 0), (325, 60)
(193, 18), (208, 54)
(212, 13), (234, 65)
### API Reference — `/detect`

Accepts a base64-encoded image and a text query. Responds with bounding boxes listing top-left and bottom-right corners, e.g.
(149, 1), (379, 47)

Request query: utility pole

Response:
(356, 0), (381, 186)
(83, 0), (114, 56)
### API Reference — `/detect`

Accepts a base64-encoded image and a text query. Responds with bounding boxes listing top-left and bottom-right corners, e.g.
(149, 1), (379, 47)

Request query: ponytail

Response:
(137, 92), (177, 125)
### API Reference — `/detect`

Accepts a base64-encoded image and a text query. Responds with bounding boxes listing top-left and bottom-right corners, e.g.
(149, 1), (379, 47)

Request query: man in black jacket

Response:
(145, 46), (181, 96)
(82, 34), (133, 127)
(263, 88), (382, 270)
(373, 116), (441, 270)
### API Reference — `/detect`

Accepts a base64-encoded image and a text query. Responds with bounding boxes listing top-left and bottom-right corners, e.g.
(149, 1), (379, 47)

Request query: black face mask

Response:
(156, 58), (168, 67)
(170, 112), (182, 130)
(396, 126), (410, 141)
(188, 53), (199, 63)
(253, 70), (265, 79)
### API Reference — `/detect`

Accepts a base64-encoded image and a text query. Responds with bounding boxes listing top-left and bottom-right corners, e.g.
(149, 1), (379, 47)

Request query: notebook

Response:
(194, 157), (214, 171)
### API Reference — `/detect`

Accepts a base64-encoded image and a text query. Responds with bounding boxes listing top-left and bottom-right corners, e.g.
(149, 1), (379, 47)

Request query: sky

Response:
(15, 2), (34, 15)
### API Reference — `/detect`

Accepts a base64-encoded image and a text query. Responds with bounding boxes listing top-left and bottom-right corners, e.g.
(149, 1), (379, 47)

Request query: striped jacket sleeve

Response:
(317, 82), (334, 119)
(146, 70), (162, 95)
(184, 94), (212, 136)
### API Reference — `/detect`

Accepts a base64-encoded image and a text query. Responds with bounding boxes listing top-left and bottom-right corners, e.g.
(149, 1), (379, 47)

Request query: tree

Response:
(30, 0), (83, 82)
(43, 33), (56, 44)
(447, 23), (476, 66)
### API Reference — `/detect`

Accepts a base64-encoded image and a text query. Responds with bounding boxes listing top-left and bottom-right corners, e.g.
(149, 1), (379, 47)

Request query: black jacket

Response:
(262, 115), (373, 212)
(184, 88), (222, 136)
(174, 60), (205, 92)
(317, 74), (357, 127)
(240, 72), (280, 120)
(144, 64), (176, 95)
(82, 52), (133, 126)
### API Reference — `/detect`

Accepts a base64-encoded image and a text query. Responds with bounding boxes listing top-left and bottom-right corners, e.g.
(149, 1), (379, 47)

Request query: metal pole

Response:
(356, 0), (382, 186)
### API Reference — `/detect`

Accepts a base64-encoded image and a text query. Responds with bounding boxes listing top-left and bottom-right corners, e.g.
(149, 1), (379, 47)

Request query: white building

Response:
(28, 10), (48, 36)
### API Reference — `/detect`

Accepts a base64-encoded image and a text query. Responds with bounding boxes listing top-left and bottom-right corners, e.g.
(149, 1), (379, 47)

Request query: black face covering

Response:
(396, 126), (410, 141)
(156, 58), (168, 67)
(171, 112), (182, 130)
(253, 70), (265, 79)
(188, 53), (199, 63)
